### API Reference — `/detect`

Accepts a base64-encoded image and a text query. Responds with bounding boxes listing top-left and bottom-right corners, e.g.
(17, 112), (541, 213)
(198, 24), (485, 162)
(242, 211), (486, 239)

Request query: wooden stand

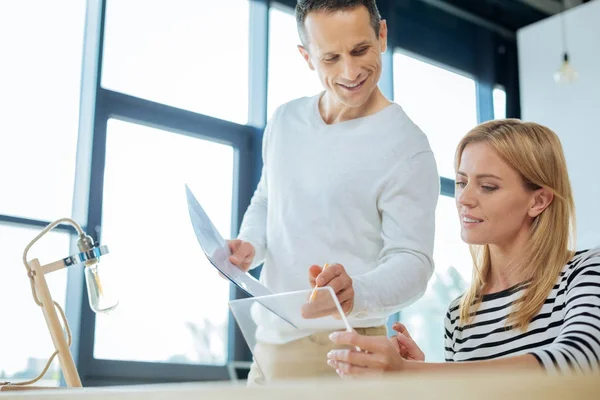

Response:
(30, 258), (82, 388)
(1, 258), (83, 391)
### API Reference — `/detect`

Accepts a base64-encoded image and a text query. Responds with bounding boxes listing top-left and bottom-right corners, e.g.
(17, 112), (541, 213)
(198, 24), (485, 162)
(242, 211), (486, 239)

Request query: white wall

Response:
(518, 0), (600, 250)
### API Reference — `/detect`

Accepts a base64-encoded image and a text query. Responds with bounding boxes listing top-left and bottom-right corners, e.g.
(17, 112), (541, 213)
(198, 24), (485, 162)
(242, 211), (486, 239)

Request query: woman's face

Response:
(455, 142), (543, 247)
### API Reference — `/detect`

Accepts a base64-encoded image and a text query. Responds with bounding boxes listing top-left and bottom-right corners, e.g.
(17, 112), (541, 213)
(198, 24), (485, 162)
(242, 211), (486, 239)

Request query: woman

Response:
(327, 119), (600, 376)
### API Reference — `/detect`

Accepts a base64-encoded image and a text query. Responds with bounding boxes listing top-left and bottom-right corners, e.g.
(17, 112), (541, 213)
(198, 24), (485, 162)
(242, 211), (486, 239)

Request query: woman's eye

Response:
(482, 186), (497, 192)
(455, 181), (466, 188)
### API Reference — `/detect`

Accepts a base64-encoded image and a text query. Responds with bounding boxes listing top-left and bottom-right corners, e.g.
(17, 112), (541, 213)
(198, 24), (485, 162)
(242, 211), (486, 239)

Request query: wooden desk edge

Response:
(1, 372), (598, 399)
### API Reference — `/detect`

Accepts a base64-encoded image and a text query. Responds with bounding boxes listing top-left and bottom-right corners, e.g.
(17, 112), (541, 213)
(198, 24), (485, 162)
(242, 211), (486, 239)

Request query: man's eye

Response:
(352, 47), (368, 55)
(325, 56), (339, 63)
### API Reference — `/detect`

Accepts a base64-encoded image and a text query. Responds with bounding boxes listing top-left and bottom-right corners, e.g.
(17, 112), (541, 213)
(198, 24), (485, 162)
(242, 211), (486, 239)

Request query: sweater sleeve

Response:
(236, 110), (278, 269)
(350, 149), (439, 319)
(528, 249), (600, 374)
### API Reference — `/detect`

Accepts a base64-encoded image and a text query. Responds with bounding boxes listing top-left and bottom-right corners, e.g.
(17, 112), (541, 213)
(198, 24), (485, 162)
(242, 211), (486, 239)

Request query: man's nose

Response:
(341, 58), (361, 82)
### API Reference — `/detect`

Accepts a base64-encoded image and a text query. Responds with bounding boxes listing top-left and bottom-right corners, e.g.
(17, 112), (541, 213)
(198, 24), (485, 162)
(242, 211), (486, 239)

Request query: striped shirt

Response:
(444, 248), (600, 374)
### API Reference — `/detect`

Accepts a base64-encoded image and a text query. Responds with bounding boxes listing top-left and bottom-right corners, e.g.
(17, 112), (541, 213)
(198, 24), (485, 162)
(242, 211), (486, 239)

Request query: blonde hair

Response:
(456, 119), (576, 330)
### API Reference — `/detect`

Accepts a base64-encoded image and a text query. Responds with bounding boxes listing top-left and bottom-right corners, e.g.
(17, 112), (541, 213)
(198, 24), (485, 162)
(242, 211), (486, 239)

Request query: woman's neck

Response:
(485, 228), (533, 294)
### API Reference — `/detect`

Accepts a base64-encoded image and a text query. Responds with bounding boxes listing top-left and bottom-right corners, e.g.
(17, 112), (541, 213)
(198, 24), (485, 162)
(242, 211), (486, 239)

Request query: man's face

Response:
(298, 6), (387, 108)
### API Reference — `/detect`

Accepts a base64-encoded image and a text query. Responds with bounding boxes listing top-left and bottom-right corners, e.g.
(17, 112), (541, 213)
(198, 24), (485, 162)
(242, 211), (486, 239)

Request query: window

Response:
(0, 224), (70, 386)
(393, 51), (478, 179)
(0, 0), (85, 386)
(400, 196), (471, 362)
(93, 119), (234, 365)
(493, 87), (507, 120)
(0, 1), (86, 220)
(101, 0), (250, 124)
(267, 5), (323, 119)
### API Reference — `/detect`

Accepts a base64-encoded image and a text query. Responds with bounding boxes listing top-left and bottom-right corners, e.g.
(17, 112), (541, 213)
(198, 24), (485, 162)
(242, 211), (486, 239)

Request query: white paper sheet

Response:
(186, 185), (353, 335)
(230, 287), (353, 345)
(185, 184), (272, 298)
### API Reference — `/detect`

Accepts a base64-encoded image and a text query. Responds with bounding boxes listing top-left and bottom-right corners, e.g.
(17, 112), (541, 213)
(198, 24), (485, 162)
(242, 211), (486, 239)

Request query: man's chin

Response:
(333, 93), (371, 108)
(338, 85), (377, 106)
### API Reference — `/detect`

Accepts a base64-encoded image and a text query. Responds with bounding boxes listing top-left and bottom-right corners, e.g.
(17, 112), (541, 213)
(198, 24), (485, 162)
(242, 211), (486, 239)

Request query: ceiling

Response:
(275, 0), (592, 40)
(423, 0), (591, 33)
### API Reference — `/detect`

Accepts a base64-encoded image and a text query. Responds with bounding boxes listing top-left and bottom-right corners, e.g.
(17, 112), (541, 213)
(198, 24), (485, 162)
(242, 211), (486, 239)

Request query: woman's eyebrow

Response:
(456, 171), (502, 180)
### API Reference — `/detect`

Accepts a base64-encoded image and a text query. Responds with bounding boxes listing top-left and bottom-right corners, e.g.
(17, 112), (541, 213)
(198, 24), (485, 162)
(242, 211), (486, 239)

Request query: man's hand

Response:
(227, 240), (255, 273)
(303, 263), (354, 318)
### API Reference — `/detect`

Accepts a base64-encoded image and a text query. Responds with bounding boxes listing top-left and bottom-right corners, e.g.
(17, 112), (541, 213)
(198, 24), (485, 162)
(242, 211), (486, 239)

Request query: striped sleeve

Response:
(528, 250), (600, 374)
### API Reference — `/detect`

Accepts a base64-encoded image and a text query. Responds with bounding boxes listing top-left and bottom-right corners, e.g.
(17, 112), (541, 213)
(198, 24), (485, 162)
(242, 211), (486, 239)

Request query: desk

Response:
(1, 372), (598, 399)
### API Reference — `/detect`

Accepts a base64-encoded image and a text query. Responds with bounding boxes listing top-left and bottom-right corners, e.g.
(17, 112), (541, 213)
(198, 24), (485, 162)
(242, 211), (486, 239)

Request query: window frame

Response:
(66, 0), (264, 385)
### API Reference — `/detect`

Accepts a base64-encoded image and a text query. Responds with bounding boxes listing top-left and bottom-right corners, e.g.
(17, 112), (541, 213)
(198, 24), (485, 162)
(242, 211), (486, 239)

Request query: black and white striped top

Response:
(444, 248), (600, 374)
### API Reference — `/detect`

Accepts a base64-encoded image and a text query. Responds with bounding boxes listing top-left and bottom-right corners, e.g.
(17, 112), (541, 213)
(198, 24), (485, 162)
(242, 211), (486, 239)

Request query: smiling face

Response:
(297, 5), (387, 109)
(455, 142), (547, 247)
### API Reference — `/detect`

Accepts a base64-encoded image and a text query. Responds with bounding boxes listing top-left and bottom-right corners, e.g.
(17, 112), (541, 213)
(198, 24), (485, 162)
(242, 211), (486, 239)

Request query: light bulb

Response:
(84, 263), (119, 313)
(77, 233), (119, 313)
(554, 53), (578, 84)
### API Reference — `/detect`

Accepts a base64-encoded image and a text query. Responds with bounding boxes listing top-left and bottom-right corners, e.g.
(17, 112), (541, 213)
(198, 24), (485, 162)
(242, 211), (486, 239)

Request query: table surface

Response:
(1, 371), (599, 399)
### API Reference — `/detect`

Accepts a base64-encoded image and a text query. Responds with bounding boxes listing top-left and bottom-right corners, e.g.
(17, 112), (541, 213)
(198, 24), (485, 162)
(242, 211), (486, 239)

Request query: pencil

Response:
(309, 263), (329, 303)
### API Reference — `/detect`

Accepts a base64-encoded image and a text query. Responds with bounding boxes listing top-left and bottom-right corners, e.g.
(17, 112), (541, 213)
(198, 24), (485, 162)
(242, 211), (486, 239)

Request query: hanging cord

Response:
(560, 0), (568, 59)
(2, 218), (83, 387)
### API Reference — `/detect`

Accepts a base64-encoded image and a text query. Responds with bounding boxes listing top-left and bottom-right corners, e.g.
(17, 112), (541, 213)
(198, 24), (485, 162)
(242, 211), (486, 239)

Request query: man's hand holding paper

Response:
(303, 263), (355, 319)
(227, 239), (255, 273)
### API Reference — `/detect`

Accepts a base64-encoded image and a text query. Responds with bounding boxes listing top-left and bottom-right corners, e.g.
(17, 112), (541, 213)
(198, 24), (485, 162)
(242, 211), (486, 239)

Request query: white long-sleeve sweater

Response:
(238, 93), (440, 343)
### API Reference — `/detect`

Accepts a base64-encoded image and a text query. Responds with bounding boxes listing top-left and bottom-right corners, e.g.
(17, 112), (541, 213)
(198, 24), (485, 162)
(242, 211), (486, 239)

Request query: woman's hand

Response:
(327, 331), (406, 378)
(327, 323), (425, 378)
(391, 322), (425, 362)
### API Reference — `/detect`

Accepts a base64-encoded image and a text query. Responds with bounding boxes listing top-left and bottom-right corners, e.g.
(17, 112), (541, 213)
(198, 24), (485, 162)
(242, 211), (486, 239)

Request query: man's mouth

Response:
(338, 77), (367, 91)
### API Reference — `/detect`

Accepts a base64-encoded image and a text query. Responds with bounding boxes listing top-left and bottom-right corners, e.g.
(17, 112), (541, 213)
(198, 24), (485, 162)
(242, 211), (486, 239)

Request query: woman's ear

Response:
(529, 187), (554, 218)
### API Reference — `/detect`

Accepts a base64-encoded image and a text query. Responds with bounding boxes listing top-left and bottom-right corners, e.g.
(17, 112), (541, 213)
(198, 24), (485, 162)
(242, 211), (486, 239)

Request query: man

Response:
(228, 0), (439, 383)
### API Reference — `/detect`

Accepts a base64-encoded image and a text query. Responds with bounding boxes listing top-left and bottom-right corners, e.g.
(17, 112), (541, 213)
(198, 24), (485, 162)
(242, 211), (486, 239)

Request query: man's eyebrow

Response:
(352, 40), (371, 49)
(456, 171), (503, 180)
(322, 41), (372, 57)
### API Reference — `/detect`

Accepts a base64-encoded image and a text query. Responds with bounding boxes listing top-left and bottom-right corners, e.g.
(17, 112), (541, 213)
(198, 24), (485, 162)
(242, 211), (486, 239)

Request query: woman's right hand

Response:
(389, 322), (425, 361)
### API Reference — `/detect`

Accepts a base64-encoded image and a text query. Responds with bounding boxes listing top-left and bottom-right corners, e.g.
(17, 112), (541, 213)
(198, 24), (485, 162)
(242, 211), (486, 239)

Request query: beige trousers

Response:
(246, 325), (387, 385)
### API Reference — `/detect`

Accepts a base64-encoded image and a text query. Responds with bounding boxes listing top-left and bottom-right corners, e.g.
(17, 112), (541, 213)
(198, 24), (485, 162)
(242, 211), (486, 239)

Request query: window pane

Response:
(0, 1), (85, 220)
(400, 196), (471, 362)
(94, 119), (234, 365)
(101, 0), (249, 124)
(393, 51), (478, 179)
(267, 5), (323, 118)
(0, 224), (70, 386)
(493, 87), (507, 120)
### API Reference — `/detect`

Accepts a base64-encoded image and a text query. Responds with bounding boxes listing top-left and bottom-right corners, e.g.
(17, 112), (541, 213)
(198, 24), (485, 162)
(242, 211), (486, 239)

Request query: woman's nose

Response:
(456, 184), (476, 208)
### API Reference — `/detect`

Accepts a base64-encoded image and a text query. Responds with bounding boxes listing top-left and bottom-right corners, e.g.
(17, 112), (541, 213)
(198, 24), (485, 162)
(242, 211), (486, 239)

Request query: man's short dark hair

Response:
(295, 0), (382, 46)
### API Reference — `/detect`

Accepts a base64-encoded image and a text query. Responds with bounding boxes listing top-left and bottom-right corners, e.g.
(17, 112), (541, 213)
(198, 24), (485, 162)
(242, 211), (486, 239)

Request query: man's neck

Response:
(485, 228), (533, 294)
(319, 88), (390, 125)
